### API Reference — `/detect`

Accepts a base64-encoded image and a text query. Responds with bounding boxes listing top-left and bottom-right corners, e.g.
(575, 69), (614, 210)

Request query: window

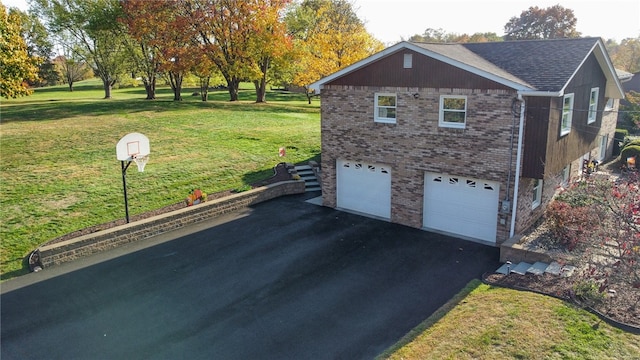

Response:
(562, 165), (570, 187)
(560, 93), (574, 136)
(605, 98), (615, 111)
(599, 134), (608, 161)
(403, 53), (413, 68)
(374, 93), (397, 123)
(439, 95), (467, 128)
(532, 179), (543, 209)
(588, 87), (599, 124)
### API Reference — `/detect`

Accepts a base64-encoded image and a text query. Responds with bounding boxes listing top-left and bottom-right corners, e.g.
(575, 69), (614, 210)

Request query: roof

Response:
(309, 37), (625, 99)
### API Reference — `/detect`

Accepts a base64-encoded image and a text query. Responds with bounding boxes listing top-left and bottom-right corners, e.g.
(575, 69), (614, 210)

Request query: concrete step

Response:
(495, 261), (575, 277)
(305, 181), (320, 187)
(305, 186), (321, 192)
(295, 165), (312, 171)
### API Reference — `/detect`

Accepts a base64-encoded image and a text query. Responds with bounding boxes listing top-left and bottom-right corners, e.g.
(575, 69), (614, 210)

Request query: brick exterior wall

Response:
(36, 180), (305, 268)
(320, 85), (519, 243)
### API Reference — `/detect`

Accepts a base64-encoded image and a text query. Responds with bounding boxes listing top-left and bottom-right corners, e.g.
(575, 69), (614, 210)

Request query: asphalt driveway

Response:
(1, 193), (499, 359)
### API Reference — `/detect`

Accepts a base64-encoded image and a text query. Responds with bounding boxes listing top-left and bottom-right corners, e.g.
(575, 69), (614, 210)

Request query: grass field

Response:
(0, 80), (320, 278)
(379, 280), (640, 359)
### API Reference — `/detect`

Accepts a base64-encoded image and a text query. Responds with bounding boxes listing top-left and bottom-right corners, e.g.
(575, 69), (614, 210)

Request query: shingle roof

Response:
(461, 38), (601, 92)
(412, 42), (533, 89)
(309, 37), (624, 98)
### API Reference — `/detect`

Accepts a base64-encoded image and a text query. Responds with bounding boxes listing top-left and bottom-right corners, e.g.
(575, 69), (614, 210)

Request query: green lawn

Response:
(0, 80), (320, 278)
(379, 281), (640, 359)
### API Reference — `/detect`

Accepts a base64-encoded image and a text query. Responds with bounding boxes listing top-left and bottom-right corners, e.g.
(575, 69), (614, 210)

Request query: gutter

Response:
(510, 93), (526, 238)
(509, 89), (565, 238)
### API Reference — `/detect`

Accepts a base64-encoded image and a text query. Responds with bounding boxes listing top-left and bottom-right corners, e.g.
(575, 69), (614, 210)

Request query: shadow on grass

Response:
(1, 88), (317, 124)
(374, 279), (484, 360)
(240, 154), (321, 188)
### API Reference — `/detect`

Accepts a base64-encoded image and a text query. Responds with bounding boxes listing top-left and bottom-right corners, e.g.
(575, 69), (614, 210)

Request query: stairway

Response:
(495, 261), (576, 277)
(292, 164), (321, 192)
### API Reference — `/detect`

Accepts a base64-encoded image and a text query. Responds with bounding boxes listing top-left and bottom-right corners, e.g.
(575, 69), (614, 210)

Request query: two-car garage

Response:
(335, 159), (499, 243)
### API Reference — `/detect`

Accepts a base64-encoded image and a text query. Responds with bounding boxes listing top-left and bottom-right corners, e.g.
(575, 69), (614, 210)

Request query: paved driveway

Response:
(1, 193), (499, 359)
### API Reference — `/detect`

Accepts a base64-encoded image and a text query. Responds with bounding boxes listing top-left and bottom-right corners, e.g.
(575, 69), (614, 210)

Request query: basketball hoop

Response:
(132, 154), (149, 172)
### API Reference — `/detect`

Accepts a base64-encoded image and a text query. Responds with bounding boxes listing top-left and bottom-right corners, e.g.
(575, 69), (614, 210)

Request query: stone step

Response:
(305, 186), (322, 192)
(298, 171), (316, 177)
(295, 165), (312, 171)
(495, 261), (576, 277)
(305, 181), (320, 187)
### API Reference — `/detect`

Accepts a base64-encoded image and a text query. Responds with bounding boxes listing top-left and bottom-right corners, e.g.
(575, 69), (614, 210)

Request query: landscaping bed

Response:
(487, 160), (639, 331)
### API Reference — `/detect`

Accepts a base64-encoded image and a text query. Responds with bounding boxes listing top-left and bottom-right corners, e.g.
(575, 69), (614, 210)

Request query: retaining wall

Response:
(34, 180), (305, 269)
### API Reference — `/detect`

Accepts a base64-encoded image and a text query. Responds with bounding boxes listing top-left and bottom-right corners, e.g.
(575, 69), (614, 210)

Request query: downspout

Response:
(510, 93), (526, 238)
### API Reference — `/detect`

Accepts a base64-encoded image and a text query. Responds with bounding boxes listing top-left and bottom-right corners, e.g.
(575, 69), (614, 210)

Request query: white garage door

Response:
(337, 160), (391, 219)
(423, 172), (499, 242)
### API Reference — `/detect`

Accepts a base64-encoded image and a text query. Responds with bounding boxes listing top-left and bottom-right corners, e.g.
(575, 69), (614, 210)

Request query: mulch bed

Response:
(41, 162), (293, 247)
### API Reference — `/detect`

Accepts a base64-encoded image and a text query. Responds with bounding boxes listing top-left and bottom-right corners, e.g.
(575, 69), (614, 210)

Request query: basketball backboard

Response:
(116, 133), (150, 161)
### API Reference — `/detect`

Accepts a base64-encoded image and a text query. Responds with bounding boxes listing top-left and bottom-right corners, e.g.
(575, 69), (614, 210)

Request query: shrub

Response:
(555, 182), (595, 207)
(613, 129), (629, 156)
(572, 280), (606, 307)
(545, 200), (597, 250)
(620, 145), (640, 163)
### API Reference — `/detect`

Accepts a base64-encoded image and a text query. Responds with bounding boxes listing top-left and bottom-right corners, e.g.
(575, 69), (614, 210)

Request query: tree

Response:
(0, 3), (41, 98)
(285, 0), (383, 103)
(34, 0), (129, 99)
(52, 54), (92, 91)
(10, 7), (56, 87)
(504, 5), (581, 40)
(609, 36), (640, 73)
(408, 28), (502, 43)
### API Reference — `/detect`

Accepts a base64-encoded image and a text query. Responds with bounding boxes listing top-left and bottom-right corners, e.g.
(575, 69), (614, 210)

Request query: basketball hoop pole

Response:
(121, 160), (132, 223)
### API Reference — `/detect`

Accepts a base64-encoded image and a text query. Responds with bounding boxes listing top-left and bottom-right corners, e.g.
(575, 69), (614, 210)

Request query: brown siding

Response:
(522, 54), (607, 178)
(544, 54), (607, 176)
(521, 96), (551, 179)
(327, 49), (513, 91)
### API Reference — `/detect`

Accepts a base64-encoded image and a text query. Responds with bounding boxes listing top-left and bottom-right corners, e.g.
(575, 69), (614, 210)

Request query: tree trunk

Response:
(103, 79), (113, 99)
(68, 82), (74, 92)
(169, 71), (183, 101)
(255, 58), (269, 103)
(227, 78), (240, 101)
(143, 75), (156, 100)
(199, 76), (210, 102)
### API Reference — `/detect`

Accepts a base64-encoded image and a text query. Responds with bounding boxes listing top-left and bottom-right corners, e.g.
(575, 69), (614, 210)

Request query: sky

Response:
(3, 0), (639, 44)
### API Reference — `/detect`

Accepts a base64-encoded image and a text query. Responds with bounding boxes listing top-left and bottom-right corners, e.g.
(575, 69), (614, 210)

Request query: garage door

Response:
(337, 160), (391, 219)
(423, 172), (499, 242)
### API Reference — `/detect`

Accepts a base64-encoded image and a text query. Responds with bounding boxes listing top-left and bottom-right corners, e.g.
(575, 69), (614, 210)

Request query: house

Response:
(309, 37), (625, 245)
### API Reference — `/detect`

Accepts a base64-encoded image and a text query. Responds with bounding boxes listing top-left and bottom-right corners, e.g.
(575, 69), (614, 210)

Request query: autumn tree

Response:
(33, 0), (129, 99)
(0, 3), (41, 98)
(10, 7), (57, 87)
(53, 54), (92, 91)
(285, 0), (383, 103)
(504, 5), (581, 40)
(120, 0), (172, 100)
(609, 36), (640, 73)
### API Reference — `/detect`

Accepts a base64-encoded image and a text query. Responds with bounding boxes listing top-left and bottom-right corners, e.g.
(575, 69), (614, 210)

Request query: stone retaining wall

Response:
(35, 180), (305, 269)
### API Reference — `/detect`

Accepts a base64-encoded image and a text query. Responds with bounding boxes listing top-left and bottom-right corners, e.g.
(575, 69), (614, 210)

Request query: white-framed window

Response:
(532, 179), (543, 209)
(439, 95), (467, 129)
(599, 134), (608, 161)
(560, 93), (574, 136)
(403, 53), (413, 68)
(561, 165), (571, 187)
(374, 93), (397, 123)
(588, 87), (599, 124)
(605, 98), (615, 111)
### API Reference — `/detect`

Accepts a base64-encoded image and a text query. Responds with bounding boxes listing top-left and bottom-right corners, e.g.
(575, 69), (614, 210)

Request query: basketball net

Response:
(132, 154), (149, 172)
